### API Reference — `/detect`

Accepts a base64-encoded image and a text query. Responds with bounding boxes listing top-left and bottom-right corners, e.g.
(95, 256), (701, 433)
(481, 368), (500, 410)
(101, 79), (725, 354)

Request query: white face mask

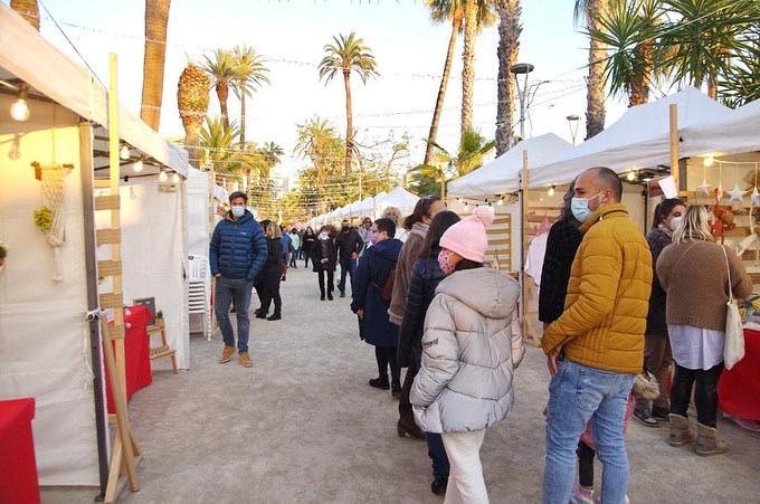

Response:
(669, 215), (684, 232)
(570, 192), (601, 222)
(231, 206), (245, 218)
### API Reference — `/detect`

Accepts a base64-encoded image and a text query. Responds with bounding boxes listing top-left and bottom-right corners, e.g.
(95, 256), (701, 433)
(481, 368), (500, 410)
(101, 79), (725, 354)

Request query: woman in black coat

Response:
(302, 227), (316, 268)
(396, 210), (460, 495)
(256, 220), (284, 320)
(312, 225), (338, 300)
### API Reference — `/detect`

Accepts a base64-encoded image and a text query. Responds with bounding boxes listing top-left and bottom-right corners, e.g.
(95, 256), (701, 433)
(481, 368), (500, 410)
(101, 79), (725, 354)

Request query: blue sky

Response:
(29, 0), (629, 179)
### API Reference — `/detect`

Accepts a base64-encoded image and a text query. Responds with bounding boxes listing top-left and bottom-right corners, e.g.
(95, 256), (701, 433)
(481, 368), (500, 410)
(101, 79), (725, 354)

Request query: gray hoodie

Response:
(410, 267), (523, 433)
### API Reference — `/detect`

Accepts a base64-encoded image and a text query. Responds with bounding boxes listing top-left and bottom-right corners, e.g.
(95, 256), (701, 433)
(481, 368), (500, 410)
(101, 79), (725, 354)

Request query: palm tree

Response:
(461, 1), (497, 138)
(260, 141), (284, 167)
(423, 0), (466, 166)
(588, 0), (661, 107)
(575, 0), (611, 139)
(495, 0), (522, 155)
(140, 0), (171, 131)
(203, 49), (237, 130)
(177, 63), (211, 168)
(318, 32), (379, 175)
(232, 45), (270, 143)
(199, 117), (240, 174)
(416, 130), (495, 197)
(10, 0), (39, 30)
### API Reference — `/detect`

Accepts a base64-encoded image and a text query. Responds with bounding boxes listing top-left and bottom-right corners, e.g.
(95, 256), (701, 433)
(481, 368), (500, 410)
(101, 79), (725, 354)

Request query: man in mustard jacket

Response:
(541, 167), (652, 504)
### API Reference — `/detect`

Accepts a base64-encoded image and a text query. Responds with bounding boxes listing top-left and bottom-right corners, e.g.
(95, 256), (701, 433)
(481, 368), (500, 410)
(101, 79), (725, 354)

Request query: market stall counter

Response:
(0, 397), (40, 504)
(719, 328), (760, 421)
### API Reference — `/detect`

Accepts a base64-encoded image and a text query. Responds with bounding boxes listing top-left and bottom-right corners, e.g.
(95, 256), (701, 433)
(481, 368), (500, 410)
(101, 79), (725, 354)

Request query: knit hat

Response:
(439, 206), (494, 262)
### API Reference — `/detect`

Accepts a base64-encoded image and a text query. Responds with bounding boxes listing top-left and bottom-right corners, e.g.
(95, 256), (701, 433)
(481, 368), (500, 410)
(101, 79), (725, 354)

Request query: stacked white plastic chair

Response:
(188, 255), (212, 341)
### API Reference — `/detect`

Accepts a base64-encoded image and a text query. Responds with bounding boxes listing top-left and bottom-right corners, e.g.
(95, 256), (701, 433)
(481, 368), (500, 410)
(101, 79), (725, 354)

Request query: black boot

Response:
(327, 291), (334, 301)
(267, 313), (281, 321)
(369, 378), (390, 390)
(431, 477), (447, 496)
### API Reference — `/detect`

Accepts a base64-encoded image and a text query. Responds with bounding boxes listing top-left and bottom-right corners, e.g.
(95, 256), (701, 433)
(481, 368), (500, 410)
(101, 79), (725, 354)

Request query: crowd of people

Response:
(208, 162), (752, 502)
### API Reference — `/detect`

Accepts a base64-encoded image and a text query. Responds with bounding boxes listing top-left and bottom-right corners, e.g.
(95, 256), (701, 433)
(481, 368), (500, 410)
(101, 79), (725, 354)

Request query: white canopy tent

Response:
(531, 88), (734, 187)
(683, 99), (760, 156)
(376, 187), (419, 215)
(447, 133), (573, 198)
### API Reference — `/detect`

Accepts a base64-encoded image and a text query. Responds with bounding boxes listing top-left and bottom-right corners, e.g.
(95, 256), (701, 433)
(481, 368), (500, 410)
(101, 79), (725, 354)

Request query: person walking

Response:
(209, 191), (268, 368)
(255, 220), (284, 321)
(280, 225), (292, 281)
(656, 205), (752, 455)
(633, 198), (686, 427)
(288, 228), (301, 269)
(351, 218), (404, 397)
(312, 225), (337, 301)
(336, 220), (364, 298)
(398, 210), (460, 495)
(302, 227), (316, 268)
(541, 167), (652, 504)
(411, 206), (523, 504)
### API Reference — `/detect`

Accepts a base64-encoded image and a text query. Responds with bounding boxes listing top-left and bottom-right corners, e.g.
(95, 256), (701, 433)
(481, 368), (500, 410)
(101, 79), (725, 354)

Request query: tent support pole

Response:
(79, 121), (109, 499)
(669, 104), (680, 191)
(520, 150), (529, 333)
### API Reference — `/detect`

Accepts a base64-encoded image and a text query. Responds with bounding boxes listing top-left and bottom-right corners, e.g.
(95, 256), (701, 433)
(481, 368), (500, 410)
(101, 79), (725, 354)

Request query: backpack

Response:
(376, 264), (396, 303)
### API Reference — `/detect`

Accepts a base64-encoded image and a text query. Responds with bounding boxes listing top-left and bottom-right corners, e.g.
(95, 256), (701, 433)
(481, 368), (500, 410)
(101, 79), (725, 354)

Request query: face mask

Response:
(319, 231), (328, 239)
(438, 249), (456, 276)
(570, 192), (601, 223)
(231, 206), (245, 218)
(369, 232), (381, 246)
(669, 216), (684, 232)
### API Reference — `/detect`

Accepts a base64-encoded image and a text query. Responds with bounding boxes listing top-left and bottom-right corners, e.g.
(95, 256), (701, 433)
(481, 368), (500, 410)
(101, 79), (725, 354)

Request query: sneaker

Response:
(255, 312), (267, 319)
(430, 476), (447, 496)
(238, 352), (253, 368)
(267, 314), (281, 321)
(569, 486), (594, 504)
(633, 408), (659, 427)
(218, 345), (235, 364)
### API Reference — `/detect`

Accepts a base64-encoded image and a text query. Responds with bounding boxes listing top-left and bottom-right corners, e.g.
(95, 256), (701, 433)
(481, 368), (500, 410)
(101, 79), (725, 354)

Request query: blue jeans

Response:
(214, 276), (253, 353)
(338, 258), (356, 294)
(543, 360), (634, 504)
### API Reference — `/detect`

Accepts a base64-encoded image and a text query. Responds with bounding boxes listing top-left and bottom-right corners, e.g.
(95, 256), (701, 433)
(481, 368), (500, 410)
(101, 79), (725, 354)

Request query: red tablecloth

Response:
(719, 328), (760, 421)
(105, 306), (153, 414)
(0, 398), (40, 504)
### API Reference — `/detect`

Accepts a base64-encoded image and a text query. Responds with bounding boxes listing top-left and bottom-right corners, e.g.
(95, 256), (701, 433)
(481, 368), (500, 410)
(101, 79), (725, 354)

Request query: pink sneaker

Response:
(569, 487), (594, 504)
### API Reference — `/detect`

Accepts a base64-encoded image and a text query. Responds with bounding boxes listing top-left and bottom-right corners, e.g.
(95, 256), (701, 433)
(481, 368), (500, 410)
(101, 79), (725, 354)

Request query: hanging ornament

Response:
(715, 183), (724, 200)
(697, 179), (712, 197)
(728, 184), (747, 202)
(752, 187), (760, 208)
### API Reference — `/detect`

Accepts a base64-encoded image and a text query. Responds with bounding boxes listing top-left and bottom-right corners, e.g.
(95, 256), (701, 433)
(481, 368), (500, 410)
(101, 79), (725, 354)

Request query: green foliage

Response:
(318, 32), (379, 84)
(200, 117), (240, 173)
(231, 45), (270, 98)
(33, 206), (53, 233)
(430, 129), (495, 178)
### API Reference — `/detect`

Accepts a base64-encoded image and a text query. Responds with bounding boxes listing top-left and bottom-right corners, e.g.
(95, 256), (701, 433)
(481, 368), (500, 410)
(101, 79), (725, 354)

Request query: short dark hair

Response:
(652, 198), (685, 230)
(229, 191), (247, 202)
(591, 167), (623, 202)
(374, 217), (396, 239)
(403, 196), (442, 230)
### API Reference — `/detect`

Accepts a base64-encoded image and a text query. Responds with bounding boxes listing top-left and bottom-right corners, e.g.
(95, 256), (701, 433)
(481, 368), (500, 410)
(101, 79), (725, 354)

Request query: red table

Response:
(0, 398), (40, 504)
(719, 328), (760, 421)
(105, 306), (153, 413)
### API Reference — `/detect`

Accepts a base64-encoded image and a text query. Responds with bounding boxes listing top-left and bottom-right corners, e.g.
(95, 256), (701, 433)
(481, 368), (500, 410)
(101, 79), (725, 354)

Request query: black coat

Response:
(398, 253), (446, 367)
(263, 237), (284, 272)
(312, 235), (337, 272)
(645, 227), (672, 336)
(351, 238), (403, 347)
(538, 218), (583, 324)
(302, 234), (316, 253)
(335, 229), (364, 261)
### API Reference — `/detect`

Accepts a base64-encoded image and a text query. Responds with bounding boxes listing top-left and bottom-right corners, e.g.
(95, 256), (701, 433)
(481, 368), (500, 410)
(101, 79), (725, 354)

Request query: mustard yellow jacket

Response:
(541, 204), (652, 374)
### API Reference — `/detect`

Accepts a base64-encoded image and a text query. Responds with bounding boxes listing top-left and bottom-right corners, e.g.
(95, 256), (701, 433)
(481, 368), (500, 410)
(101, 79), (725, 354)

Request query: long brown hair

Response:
(421, 210), (461, 257)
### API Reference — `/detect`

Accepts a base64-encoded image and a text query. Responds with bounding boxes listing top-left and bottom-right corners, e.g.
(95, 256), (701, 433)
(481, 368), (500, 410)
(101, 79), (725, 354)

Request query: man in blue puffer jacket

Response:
(209, 191), (267, 368)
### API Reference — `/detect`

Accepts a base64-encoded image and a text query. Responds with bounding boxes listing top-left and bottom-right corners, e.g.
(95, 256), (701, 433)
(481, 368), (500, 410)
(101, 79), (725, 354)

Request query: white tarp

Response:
(683, 99), (760, 156)
(531, 88), (734, 187)
(376, 187), (419, 215)
(186, 168), (211, 258)
(0, 4), (191, 177)
(448, 133), (573, 198)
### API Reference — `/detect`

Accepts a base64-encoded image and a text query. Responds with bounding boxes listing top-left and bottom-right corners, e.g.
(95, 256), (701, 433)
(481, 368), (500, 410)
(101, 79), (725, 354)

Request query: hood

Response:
(436, 268), (519, 319)
(225, 209), (254, 225)
(579, 203), (629, 234)
(372, 238), (403, 262)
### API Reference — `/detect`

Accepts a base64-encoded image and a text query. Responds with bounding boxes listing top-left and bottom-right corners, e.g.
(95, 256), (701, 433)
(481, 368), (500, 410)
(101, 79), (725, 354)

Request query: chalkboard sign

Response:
(133, 297), (156, 325)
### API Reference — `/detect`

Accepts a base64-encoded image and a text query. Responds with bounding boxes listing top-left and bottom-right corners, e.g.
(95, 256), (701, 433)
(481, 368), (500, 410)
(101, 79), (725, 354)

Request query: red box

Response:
(0, 398), (40, 504)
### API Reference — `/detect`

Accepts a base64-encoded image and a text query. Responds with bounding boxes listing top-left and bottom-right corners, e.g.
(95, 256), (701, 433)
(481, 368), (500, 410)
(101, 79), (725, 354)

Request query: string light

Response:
(547, 185), (556, 197)
(704, 156), (715, 167)
(120, 144), (131, 160)
(132, 159), (144, 173)
(497, 198), (504, 206)
(159, 170), (168, 182)
(626, 170), (636, 182)
(171, 172), (180, 184)
(10, 84), (30, 122)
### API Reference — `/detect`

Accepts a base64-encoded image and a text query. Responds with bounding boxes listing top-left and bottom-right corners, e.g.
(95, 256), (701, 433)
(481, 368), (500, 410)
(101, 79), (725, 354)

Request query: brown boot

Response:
(668, 414), (695, 447)
(694, 423), (728, 456)
(218, 345), (235, 364)
(397, 415), (425, 440)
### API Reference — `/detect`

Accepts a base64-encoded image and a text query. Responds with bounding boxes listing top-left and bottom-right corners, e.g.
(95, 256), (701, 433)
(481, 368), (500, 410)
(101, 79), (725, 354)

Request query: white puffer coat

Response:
(410, 267), (523, 433)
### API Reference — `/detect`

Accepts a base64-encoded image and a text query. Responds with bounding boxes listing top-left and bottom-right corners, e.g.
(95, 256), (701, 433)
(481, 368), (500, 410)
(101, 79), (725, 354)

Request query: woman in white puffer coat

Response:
(411, 206), (523, 504)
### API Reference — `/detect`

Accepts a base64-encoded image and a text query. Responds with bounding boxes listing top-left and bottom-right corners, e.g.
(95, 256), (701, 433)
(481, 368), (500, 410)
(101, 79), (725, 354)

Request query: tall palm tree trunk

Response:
(628, 41), (651, 107)
(217, 82), (230, 130)
(461, 1), (478, 138)
(10, 0), (39, 30)
(343, 70), (353, 175)
(140, 0), (171, 131)
(585, 0), (608, 139)
(496, 0), (521, 155)
(424, 18), (461, 166)
(239, 91), (247, 143)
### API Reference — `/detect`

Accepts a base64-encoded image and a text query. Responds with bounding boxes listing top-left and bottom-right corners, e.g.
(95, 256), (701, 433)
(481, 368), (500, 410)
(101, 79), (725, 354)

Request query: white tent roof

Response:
(378, 187), (419, 212)
(682, 99), (760, 156)
(448, 133), (573, 198)
(531, 88), (734, 187)
(0, 5), (190, 177)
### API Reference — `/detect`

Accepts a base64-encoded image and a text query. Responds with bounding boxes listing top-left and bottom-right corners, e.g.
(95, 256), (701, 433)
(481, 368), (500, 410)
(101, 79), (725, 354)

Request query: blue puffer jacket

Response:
(209, 210), (267, 281)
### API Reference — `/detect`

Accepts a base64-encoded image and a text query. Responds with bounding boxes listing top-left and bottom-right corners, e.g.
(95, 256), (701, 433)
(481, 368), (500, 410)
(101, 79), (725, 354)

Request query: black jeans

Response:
(337, 258), (356, 294)
(670, 363), (723, 427)
(399, 350), (420, 418)
(577, 440), (595, 488)
(317, 269), (334, 296)
(260, 269), (282, 316)
(375, 346), (400, 389)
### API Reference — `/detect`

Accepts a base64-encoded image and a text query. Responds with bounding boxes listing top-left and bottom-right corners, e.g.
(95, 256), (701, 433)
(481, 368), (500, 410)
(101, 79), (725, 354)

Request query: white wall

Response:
(0, 99), (100, 485)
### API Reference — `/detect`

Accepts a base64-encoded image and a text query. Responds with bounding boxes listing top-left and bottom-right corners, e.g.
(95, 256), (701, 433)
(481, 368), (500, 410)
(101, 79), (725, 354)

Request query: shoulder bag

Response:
(721, 246), (745, 370)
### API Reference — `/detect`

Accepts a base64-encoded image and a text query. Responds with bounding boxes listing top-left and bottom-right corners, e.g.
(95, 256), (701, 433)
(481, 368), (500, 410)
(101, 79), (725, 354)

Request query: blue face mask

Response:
(231, 206), (245, 218)
(570, 193), (601, 222)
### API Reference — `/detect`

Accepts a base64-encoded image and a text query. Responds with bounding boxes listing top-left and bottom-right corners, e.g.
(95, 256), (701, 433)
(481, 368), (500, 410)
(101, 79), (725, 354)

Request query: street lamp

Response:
(510, 63), (534, 143)
(566, 114), (580, 145)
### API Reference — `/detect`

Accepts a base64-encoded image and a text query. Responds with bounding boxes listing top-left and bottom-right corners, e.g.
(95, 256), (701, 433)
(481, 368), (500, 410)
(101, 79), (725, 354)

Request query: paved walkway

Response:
(44, 266), (760, 503)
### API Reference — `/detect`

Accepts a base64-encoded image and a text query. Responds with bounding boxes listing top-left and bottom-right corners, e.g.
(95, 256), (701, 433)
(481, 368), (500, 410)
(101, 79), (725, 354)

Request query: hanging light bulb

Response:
(120, 144), (130, 160)
(548, 185), (556, 197)
(463, 201), (469, 209)
(497, 198), (504, 206)
(132, 159), (144, 173)
(171, 172), (180, 184)
(159, 170), (168, 182)
(10, 84), (30, 122)
(627, 170), (636, 182)
(704, 156), (715, 167)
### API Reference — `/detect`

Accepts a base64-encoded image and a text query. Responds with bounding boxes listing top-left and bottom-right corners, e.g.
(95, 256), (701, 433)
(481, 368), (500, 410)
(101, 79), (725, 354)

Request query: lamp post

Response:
(510, 63), (534, 143)
(566, 114), (580, 144)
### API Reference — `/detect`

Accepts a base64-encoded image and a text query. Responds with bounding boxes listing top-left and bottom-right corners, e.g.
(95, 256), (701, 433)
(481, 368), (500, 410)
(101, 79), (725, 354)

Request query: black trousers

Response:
(317, 269), (334, 296)
(670, 363), (723, 427)
(375, 346), (401, 389)
(260, 269), (282, 316)
(399, 350), (420, 418)
(577, 440), (595, 488)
